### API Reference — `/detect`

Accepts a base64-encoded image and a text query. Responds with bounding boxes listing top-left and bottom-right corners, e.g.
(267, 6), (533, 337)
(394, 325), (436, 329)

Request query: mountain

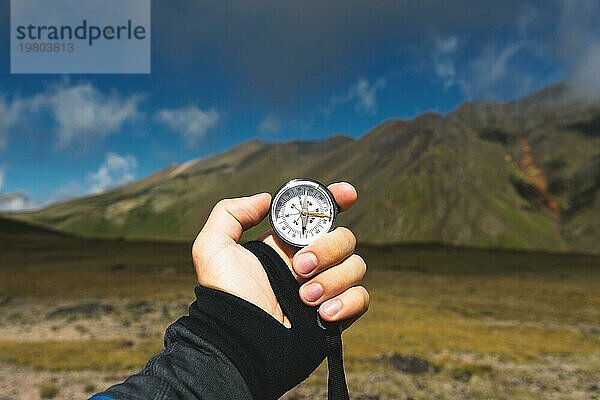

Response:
(0, 215), (71, 239)
(8, 84), (600, 253)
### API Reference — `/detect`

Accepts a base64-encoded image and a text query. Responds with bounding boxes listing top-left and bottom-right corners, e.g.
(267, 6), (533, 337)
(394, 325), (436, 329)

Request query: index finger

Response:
(327, 182), (357, 212)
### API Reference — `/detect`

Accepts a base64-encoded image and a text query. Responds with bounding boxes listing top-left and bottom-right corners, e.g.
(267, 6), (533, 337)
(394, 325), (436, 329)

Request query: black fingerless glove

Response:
(176, 241), (328, 399)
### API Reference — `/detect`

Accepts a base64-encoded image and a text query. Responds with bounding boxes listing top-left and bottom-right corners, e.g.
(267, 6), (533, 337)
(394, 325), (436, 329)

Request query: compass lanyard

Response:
(320, 319), (350, 400)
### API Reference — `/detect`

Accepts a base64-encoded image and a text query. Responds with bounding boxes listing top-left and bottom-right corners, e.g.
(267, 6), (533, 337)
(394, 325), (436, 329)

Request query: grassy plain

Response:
(0, 219), (599, 399)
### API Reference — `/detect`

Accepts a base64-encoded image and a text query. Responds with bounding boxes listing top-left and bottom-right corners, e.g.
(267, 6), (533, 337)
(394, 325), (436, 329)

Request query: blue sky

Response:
(0, 0), (599, 209)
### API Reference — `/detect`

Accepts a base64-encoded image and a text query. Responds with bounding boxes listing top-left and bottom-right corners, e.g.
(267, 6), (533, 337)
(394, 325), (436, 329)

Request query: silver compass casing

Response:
(269, 178), (338, 247)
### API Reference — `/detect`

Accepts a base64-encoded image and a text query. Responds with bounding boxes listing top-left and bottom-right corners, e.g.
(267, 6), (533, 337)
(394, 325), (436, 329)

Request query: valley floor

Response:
(0, 235), (599, 399)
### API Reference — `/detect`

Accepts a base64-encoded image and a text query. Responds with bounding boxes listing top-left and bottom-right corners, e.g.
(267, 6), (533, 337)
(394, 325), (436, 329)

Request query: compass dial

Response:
(270, 179), (338, 247)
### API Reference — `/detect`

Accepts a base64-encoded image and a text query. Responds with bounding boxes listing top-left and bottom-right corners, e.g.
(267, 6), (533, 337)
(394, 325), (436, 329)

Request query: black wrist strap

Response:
(319, 318), (350, 400)
(250, 240), (352, 399)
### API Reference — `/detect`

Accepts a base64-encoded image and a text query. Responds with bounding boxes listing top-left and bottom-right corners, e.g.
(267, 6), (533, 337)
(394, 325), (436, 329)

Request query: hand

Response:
(191, 182), (369, 329)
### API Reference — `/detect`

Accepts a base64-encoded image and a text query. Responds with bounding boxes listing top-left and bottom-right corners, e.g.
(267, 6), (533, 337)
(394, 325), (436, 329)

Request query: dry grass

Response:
(0, 339), (163, 372)
(344, 269), (600, 363)
(1, 232), (599, 398)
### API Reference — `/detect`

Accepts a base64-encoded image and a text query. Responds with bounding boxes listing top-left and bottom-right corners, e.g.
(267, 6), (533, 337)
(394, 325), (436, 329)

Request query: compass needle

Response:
(307, 211), (332, 219)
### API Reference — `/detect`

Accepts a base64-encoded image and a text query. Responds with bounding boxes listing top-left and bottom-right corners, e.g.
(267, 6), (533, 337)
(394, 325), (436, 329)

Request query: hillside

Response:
(0, 216), (70, 238)
(9, 84), (600, 253)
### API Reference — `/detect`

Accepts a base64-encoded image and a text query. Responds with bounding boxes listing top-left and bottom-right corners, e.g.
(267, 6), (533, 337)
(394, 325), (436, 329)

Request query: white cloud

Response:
(0, 96), (24, 151)
(459, 41), (529, 99)
(571, 43), (600, 97)
(432, 36), (459, 90)
(31, 83), (142, 149)
(0, 192), (37, 212)
(432, 5), (573, 101)
(435, 36), (458, 54)
(432, 32), (534, 100)
(156, 105), (220, 147)
(324, 77), (387, 116)
(352, 78), (387, 115)
(258, 114), (282, 134)
(0, 168), (39, 211)
(558, 0), (600, 98)
(516, 5), (538, 38)
(87, 152), (138, 195)
(433, 2), (600, 101)
(0, 83), (142, 152)
(4, 153), (139, 210)
(0, 169), (38, 212)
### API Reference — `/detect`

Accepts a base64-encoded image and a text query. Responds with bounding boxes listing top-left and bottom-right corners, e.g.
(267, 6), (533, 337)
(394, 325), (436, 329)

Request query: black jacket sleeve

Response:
(92, 241), (329, 400)
(91, 325), (253, 400)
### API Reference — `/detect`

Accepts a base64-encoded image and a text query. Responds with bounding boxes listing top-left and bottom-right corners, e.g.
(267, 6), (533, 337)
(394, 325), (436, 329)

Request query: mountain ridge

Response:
(7, 84), (600, 253)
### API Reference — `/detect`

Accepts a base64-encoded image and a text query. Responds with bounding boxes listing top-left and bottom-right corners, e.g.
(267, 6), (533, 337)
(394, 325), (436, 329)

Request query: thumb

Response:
(199, 193), (272, 244)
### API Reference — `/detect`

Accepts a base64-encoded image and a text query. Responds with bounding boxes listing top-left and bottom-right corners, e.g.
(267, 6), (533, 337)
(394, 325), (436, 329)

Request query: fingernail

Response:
(295, 252), (317, 275)
(322, 299), (343, 317)
(302, 282), (323, 302)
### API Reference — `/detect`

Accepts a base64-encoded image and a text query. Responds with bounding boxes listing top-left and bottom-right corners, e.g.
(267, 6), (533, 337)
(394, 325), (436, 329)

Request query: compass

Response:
(269, 179), (338, 247)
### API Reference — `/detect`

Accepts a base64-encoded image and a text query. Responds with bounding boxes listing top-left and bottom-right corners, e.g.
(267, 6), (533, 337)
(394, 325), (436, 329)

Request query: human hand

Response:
(191, 182), (369, 329)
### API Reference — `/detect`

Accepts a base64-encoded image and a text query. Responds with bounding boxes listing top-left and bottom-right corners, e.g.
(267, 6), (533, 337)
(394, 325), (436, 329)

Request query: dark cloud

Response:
(151, 0), (556, 106)
(4, 1), (589, 106)
(0, 1), (9, 69)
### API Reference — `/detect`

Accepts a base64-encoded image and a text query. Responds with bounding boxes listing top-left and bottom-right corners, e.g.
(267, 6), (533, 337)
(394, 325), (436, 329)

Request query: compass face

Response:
(270, 179), (338, 247)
